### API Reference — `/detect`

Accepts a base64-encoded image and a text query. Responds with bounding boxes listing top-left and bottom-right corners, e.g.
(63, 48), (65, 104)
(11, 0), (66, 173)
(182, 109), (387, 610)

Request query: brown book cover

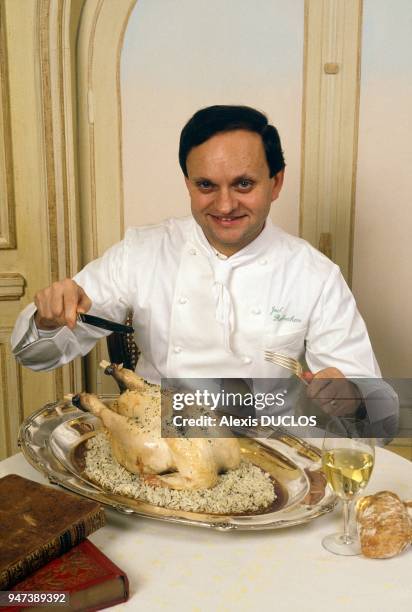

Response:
(0, 474), (106, 590)
(1, 539), (129, 612)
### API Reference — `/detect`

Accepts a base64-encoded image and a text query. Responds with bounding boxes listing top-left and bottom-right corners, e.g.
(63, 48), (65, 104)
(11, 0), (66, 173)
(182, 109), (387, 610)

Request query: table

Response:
(1, 448), (411, 612)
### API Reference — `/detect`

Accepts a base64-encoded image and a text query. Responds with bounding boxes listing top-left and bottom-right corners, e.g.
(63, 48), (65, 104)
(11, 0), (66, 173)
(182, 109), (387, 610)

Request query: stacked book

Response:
(0, 474), (129, 611)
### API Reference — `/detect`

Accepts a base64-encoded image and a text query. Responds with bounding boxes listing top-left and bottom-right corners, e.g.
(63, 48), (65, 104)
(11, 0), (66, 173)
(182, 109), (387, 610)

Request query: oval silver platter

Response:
(18, 400), (337, 531)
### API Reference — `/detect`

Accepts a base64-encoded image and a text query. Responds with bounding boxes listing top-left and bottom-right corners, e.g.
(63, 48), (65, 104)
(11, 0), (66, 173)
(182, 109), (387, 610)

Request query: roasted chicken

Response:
(71, 362), (240, 490)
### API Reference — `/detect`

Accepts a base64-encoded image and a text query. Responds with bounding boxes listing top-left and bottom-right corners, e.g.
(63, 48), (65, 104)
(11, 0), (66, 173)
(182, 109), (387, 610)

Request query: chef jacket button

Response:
(259, 258), (268, 266)
(242, 356), (252, 365)
(251, 307), (261, 315)
(178, 297), (188, 304)
(174, 346), (182, 353)
(189, 248), (198, 255)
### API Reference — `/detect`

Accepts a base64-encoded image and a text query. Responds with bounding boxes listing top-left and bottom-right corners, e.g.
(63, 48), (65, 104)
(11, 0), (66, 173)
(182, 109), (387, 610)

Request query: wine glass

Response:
(321, 418), (375, 555)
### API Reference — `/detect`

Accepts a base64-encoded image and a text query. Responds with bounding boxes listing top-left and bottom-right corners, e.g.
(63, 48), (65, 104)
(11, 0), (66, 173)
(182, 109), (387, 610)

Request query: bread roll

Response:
(356, 491), (412, 559)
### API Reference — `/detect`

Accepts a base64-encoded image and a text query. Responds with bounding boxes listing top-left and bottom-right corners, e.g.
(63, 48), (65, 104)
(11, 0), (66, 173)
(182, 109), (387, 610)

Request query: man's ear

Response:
(184, 176), (191, 191)
(271, 169), (285, 201)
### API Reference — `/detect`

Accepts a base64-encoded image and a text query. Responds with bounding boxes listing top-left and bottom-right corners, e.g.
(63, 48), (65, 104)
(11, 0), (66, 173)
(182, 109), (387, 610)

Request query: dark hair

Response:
(179, 105), (285, 178)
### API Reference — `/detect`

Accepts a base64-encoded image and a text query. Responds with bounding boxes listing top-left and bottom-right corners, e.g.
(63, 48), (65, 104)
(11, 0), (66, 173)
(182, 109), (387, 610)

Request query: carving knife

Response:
(77, 313), (134, 334)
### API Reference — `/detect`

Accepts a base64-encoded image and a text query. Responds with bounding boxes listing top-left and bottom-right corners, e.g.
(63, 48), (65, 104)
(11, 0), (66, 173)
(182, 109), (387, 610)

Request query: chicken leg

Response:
(72, 392), (173, 475)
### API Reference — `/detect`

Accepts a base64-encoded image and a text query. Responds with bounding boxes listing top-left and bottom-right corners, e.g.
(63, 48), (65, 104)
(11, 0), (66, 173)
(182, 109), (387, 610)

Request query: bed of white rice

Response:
(84, 432), (276, 514)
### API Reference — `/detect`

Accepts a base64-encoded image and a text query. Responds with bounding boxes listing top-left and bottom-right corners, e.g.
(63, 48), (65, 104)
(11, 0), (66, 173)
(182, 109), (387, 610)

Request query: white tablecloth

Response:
(1, 448), (411, 612)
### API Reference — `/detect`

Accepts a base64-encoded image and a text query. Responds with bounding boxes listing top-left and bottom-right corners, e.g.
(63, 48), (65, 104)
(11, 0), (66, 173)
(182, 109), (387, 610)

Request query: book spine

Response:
(0, 509), (105, 590)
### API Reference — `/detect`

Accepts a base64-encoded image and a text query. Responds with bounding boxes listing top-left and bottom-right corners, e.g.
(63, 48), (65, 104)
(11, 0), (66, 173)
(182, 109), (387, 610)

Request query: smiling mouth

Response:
(209, 214), (247, 226)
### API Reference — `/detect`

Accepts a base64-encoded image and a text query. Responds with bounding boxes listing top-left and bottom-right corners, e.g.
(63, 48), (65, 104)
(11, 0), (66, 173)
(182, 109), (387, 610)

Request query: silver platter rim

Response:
(18, 400), (338, 531)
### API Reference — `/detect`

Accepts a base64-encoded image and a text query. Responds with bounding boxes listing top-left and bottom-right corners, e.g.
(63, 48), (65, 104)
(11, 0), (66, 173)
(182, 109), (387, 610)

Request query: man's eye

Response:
(197, 181), (213, 191)
(238, 179), (253, 190)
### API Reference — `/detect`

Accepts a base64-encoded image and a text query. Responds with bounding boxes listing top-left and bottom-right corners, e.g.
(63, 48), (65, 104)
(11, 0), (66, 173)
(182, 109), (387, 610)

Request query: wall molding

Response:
(300, 0), (362, 283)
(76, 0), (136, 393)
(0, 273), (25, 300)
(0, 2), (16, 249)
(36, 0), (85, 397)
(0, 327), (22, 460)
(77, 0), (136, 262)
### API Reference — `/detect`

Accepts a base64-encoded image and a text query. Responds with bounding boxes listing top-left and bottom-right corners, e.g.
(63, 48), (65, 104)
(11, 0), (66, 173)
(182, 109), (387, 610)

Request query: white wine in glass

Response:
(322, 418), (375, 555)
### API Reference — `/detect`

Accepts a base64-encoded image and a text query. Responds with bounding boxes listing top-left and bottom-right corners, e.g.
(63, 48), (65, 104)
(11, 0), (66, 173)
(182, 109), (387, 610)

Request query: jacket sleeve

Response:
(305, 265), (399, 429)
(305, 265), (380, 376)
(11, 235), (132, 372)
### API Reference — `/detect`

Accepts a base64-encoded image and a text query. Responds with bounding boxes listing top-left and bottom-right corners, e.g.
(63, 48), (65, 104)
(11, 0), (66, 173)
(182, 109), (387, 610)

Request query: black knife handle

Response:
(78, 313), (134, 334)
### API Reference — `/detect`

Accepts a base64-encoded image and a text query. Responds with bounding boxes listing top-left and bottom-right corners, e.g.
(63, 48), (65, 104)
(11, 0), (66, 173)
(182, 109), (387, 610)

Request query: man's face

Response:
(185, 129), (284, 256)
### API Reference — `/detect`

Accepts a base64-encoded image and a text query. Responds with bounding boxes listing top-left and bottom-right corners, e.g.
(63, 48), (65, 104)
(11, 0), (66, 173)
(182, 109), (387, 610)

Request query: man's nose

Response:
(215, 188), (236, 214)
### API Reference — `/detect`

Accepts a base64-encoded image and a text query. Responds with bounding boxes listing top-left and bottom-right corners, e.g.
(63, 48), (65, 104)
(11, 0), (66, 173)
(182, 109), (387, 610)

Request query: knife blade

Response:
(77, 313), (134, 334)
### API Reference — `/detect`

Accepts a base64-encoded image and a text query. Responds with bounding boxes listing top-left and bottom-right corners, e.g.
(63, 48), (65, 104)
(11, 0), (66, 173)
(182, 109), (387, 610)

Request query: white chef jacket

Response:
(11, 217), (398, 423)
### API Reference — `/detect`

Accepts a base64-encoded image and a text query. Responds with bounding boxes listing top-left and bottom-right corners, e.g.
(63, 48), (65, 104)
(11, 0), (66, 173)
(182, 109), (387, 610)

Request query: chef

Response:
(11, 105), (397, 426)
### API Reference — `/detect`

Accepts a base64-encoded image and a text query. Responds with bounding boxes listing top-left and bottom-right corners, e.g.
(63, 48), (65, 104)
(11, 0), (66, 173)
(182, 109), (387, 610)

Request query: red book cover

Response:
(2, 540), (129, 612)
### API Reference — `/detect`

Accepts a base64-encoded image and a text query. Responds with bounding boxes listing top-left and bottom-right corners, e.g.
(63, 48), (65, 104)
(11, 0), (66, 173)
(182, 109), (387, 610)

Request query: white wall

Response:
(353, 0), (412, 376)
(121, 0), (304, 234)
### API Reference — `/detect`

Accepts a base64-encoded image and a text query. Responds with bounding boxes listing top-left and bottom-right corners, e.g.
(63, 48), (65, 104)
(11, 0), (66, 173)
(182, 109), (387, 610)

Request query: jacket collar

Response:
(192, 216), (277, 262)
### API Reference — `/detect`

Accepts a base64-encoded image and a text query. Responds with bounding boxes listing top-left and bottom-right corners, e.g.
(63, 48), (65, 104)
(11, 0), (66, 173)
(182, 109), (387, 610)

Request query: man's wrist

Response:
(34, 312), (61, 332)
(33, 314), (63, 337)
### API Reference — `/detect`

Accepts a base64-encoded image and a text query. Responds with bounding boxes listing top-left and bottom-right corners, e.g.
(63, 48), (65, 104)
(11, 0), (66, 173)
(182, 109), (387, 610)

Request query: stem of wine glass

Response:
(342, 499), (351, 544)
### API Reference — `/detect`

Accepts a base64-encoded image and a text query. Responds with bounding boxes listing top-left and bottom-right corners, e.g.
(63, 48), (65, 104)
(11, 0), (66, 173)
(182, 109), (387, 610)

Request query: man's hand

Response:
(305, 367), (362, 417)
(34, 279), (92, 331)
